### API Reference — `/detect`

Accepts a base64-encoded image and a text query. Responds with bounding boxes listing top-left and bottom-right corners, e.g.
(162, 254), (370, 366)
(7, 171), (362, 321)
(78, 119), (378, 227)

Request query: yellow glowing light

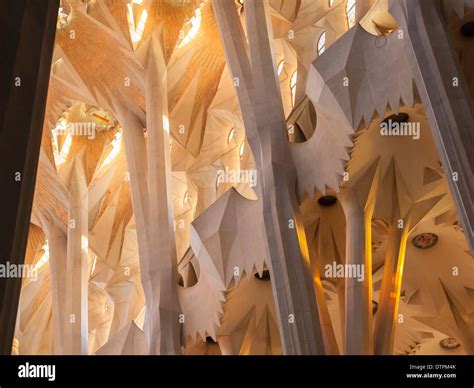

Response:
(103, 131), (122, 166)
(178, 7), (202, 48)
(294, 215), (312, 267)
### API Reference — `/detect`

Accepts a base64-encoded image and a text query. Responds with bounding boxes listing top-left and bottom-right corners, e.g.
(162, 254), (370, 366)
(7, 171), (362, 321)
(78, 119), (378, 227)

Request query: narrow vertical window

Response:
(317, 31), (326, 56)
(290, 70), (298, 107)
(346, 0), (356, 28)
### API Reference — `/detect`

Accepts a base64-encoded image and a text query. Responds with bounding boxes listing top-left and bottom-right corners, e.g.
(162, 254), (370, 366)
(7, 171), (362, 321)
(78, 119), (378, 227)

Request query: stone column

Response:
(339, 188), (373, 354)
(311, 265), (340, 355)
(38, 213), (67, 355)
(336, 279), (346, 346)
(143, 32), (182, 355)
(213, 0), (325, 354)
(113, 31), (182, 354)
(373, 222), (409, 355)
(64, 161), (89, 355)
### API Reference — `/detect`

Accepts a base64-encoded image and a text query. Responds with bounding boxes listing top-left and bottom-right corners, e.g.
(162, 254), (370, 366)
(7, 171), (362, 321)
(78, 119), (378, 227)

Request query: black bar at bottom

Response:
(0, 356), (472, 387)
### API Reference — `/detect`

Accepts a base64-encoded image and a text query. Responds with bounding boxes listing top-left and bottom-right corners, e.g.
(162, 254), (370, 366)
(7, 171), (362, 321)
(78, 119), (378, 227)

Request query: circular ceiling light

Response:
(439, 337), (460, 349)
(318, 195), (338, 207)
(381, 112), (409, 125)
(412, 233), (438, 249)
(460, 21), (474, 37)
(254, 270), (271, 281)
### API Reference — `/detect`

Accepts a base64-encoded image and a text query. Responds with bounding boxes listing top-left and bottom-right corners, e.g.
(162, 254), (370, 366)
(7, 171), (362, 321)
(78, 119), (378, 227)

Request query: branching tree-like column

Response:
(310, 262), (339, 355)
(374, 162), (443, 354)
(213, 0), (325, 355)
(113, 31), (182, 355)
(339, 164), (379, 354)
(373, 220), (408, 355)
(143, 31), (182, 355)
(64, 160), (89, 355)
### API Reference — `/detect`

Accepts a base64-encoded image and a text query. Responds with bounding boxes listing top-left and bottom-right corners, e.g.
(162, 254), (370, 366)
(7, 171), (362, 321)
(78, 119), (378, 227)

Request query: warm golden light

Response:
(372, 11), (399, 36)
(178, 7), (202, 49)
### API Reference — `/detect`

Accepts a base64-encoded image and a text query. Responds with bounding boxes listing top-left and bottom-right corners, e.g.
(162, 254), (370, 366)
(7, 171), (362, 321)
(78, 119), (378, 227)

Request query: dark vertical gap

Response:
(0, 0), (59, 355)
